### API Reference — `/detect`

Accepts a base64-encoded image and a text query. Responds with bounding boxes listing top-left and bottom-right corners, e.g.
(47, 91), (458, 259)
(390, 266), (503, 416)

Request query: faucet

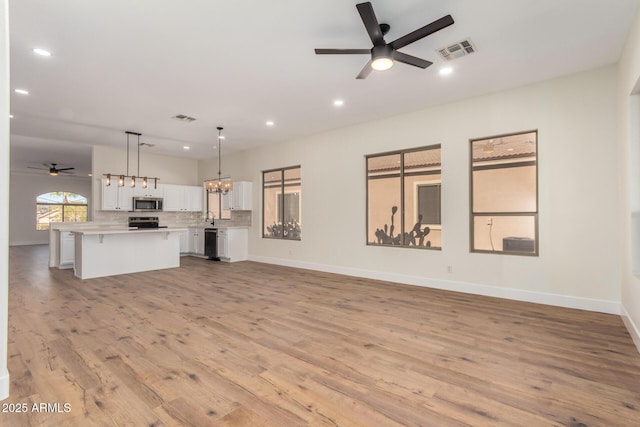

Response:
(206, 211), (215, 226)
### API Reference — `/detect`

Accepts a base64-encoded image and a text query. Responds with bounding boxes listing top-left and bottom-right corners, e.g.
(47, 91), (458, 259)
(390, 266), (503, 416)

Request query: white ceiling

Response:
(8, 0), (640, 176)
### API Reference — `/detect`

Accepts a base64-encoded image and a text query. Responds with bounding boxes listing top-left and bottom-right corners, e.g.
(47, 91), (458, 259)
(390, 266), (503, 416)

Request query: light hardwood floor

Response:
(1, 245), (639, 426)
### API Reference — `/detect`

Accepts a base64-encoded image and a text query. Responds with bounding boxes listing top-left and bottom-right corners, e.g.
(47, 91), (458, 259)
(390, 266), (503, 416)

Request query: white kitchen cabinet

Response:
(222, 181), (252, 211)
(185, 186), (204, 212)
(188, 227), (205, 255)
(164, 184), (203, 212)
(101, 179), (133, 211)
(217, 228), (247, 262)
(59, 231), (75, 268)
(217, 229), (228, 259)
(133, 183), (163, 198)
(179, 230), (189, 254)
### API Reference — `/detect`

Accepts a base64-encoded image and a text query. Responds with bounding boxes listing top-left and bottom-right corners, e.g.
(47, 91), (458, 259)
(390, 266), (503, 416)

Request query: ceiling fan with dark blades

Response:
(27, 163), (75, 176)
(314, 2), (454, 79)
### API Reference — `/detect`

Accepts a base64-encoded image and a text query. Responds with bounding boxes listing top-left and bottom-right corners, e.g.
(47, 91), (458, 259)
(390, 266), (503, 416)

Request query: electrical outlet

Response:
(487, 218), (493, 226)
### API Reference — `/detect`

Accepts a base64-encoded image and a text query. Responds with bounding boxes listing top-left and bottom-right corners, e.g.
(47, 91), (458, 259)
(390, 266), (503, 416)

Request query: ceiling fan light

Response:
(371, 57), (393, 71)
(49, 171), (58, 176)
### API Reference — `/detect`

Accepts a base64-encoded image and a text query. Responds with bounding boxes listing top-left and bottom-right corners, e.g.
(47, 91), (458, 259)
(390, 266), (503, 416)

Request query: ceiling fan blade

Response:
(56, 167), (75, 171)
(392, 51), (433, 69)
(356, 60), (373, 79)
(356, 2), (385, 46)
(390, 15), (454, 50)
(27, 166), (46, 170)
(315, 48), (371, 55)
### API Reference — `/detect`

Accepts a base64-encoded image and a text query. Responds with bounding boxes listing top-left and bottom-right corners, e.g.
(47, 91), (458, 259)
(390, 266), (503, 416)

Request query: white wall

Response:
(201, 65), (622, 314)
(8, 173), (91, 245)
(619, 6), (640, 352)
(91, 144), (200, 216)
(0, 0), (10, 401)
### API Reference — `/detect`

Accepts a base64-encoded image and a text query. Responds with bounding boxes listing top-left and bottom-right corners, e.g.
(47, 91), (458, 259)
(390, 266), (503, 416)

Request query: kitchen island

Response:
(72, 227), (187, 279)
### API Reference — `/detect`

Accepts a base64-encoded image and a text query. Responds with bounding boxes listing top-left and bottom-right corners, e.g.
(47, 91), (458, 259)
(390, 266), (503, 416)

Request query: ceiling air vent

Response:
(437, 38), (476, 61)
(172, 114), (197, 123)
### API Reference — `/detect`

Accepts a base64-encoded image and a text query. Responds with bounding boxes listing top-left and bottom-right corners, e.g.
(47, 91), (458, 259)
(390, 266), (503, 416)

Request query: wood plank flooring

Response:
(1, 244), (639, 426)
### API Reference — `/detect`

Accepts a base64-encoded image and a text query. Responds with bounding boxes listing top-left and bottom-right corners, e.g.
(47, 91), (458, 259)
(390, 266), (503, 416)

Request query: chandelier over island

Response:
(205, 126), (233, 194)
(103, 131), (160, 189)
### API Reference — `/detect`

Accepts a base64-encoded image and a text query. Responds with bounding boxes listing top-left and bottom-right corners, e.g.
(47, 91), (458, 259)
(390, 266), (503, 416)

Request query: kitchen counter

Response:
(72, 227), (187, 236)
(49, 222), (131, 268)
(193, 223), (250, 229)
(71, 227), (187, 279)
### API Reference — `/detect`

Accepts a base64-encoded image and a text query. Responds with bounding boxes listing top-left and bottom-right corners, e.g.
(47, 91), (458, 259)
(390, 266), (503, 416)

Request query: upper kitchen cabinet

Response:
(101, 179), (133, 211)
(222, 181), (252, 211)
(164, 184), (204, 212)
(133, 183), (164, 198)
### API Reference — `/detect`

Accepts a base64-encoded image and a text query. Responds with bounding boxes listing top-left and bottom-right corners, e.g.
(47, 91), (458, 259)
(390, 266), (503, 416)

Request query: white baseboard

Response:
(0, 372), (9, 401)
(248, 255), (621, 315)
(621, 304), (640, 354)
(9, 240), (48, 246)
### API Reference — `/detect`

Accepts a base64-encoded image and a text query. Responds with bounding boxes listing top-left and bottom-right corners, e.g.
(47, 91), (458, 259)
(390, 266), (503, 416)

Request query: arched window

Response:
(36, 192), (88, 230)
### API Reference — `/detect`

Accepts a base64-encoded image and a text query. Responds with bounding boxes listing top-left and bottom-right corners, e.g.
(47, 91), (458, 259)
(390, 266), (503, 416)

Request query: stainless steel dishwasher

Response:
(204, 228), (219, 260)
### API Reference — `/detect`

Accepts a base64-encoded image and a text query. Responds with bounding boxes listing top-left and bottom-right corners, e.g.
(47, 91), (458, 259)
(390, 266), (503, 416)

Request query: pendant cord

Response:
(137, 134), (140, 176)
(217, 127), (223, 181)
(126, 132), (130, 176)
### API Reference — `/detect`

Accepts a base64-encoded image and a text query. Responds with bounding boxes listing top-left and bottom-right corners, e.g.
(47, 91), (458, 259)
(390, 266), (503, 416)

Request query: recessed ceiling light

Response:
(334, 99), (344, 107)
(439, 67), (453, 76)
(32, 48), (51, 57)
(14, 89), (29, 95)
(266, 121), (275, 127)
(218, 135), (225, 140)
(183, 146), (190, 150)
(88, 173), (93, 177)
(8, 114), (13, 118)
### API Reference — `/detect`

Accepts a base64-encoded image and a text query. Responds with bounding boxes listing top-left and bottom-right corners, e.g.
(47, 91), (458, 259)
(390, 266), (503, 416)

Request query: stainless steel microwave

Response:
(132, 197), (163, 212)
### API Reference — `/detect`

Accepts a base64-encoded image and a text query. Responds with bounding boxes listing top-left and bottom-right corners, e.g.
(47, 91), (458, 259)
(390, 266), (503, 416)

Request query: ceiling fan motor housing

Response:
(371, 45), (394, 70)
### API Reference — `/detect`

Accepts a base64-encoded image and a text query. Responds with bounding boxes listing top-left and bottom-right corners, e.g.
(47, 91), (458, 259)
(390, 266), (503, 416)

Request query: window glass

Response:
(367, 146), (441, 249)
(263, 166), (301, 239)
(206, 190), (231, 221)
(36, 192), (88, 230)
(470, 131), (538, 255)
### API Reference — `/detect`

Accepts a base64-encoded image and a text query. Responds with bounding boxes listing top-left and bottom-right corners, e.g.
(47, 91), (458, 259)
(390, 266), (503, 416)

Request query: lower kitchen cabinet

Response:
(59, 231), (75, 268)
(217, 228), (248, 262)
(188, 227), (205, 255)
(179, 230), (189, 254)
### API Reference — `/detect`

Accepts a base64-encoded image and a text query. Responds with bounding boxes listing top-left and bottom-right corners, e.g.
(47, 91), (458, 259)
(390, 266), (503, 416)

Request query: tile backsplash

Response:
(93, 210), (252, 227)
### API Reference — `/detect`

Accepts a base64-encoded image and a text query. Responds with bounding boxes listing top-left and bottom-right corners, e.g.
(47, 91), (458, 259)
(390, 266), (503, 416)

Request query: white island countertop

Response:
(71, 227), (188, 235)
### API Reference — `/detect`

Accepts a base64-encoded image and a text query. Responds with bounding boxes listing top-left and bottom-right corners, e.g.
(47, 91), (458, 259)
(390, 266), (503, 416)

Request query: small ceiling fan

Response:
(315, 2), (454, 79)
(28, 163), (75, 176)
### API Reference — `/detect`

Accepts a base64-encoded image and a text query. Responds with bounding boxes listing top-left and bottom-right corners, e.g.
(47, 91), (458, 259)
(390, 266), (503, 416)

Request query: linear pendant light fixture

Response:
(205, 127), (233, 194)
(104, 131), (159, 189)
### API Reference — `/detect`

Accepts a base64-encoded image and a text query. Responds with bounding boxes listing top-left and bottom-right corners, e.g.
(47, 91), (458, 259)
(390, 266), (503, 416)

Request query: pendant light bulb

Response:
(130, 176), (136, 188)
(106, 174), (111, 187)
(142, 177), (148, 189)
(118, 175), (124, 187)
